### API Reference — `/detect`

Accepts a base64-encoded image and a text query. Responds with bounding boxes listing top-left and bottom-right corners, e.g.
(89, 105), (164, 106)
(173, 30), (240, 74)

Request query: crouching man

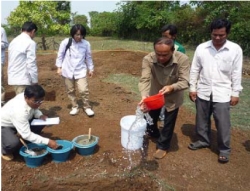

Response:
(1, 85), (59, 161)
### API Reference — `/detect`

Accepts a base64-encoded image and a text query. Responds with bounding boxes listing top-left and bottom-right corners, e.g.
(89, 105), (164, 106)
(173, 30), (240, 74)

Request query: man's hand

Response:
(230, 96), (239, 106)
(39, 115), (48, 121)
(189, 92), (197, 102)
(159, 85), (174, 95)
(138, 96), (149, 113)
(57, 67), (62, 75)
(48, 139), (59, 149)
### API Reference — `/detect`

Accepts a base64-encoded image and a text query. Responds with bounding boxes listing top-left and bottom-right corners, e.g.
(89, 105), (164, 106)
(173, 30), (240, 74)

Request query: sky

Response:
(1, 0), (121, 24)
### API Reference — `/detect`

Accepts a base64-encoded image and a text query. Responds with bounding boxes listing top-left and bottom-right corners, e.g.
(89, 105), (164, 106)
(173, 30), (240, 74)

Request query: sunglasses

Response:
(32, 99), (44, 105)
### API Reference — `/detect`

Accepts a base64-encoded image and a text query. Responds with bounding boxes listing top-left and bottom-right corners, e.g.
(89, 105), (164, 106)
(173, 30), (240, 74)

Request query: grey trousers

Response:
(1, 64), (5, 104)
(196, 96), (231, 156)
(1, 123), (45, 155)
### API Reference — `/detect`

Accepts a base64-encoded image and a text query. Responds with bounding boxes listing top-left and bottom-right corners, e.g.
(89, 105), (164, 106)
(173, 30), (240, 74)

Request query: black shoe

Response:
(188, 141), (210, 150)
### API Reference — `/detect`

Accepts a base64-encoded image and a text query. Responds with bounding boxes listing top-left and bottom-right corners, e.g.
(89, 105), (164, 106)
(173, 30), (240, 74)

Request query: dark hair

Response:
(154, 37), (175, 51)
(70, 24), (86, 39)
(24, 85), (45, 99)
(161, 24), (178, 36)
(210, 19), (231, 34)
(22, 21), (38, 32)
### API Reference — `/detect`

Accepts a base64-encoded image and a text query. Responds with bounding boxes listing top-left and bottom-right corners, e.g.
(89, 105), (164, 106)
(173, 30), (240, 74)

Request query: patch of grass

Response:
(230, 78), (250, 130)
(183, 44), (196, 59)
(182, 78), (250, 130)
(103, 73), (140, 100)
(183, 90), (196, 113)
(87, 36), (153, 52)
(104, 73), (250, 130)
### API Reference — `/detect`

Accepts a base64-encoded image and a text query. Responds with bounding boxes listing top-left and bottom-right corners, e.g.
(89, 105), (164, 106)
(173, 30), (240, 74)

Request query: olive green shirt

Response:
(138, 51), (190, 112)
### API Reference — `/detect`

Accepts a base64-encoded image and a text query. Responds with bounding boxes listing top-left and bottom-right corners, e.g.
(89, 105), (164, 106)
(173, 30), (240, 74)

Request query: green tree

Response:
(89, 11), (117, 36)
(191, 1), (250, 55)
(70, 14), (90, 35)
(7, 1), (71, 50)
(73, 15), (88, 26)
(55, 1), (71, 25)
(116, 1), (182, 41)
(114, 1), (250, 55)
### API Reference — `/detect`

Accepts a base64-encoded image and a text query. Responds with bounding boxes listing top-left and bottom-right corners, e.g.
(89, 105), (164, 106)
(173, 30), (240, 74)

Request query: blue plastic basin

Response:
(72, 135), (99, 156)
(47, 140), (73, 163)
(19, 143), (48, 168)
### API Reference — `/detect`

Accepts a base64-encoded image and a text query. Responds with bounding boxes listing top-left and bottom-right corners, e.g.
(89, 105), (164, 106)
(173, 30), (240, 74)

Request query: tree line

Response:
(3, 1), (250, 56)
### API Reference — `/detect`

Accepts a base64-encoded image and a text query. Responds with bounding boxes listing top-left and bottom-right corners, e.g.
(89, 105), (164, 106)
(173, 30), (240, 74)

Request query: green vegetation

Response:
(88, 37), (153, 52)
(6, 1), (70, 37)
(183, 90), (196, 114)
(4, 1), (71, 50)
(103, 73), (140, 98)
(3, 1), (250, 55)
(113, 1), (250, 56)
(230, 78), (250, 130)
(183, 78), (250, 130)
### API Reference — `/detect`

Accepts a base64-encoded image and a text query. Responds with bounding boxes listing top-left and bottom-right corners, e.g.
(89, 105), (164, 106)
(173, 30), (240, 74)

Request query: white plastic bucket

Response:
(120, 115), (147, 150)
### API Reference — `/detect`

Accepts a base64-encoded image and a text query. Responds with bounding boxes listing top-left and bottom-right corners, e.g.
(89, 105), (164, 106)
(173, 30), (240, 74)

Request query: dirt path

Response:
(1, 51), (250, 191)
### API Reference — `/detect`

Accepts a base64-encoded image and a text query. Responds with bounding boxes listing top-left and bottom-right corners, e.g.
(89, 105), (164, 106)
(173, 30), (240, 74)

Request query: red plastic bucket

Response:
(143, 93), (165, 110)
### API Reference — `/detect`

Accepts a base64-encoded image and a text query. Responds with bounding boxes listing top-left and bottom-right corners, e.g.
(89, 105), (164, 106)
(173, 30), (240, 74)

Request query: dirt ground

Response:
(1, 50), (250, 191)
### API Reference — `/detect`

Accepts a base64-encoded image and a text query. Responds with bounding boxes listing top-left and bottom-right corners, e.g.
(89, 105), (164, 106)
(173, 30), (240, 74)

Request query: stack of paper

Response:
(31, 117), (60, 126)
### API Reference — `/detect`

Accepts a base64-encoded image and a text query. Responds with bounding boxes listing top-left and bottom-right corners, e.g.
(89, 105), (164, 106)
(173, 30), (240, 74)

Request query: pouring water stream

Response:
(125, 106), (153, 169)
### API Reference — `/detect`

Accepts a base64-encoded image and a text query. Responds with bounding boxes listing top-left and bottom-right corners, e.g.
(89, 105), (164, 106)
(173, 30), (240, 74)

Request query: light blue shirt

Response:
(56, 38), (94, 79)
(190, 40), (243, 102)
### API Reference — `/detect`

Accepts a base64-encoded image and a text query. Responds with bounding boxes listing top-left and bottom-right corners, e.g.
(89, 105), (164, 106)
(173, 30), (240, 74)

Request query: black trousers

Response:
(1, 120), (45, 155)
(147, 107), (179, 150)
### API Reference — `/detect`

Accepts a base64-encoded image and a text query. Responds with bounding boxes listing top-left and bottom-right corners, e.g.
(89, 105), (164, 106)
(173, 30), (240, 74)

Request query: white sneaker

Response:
(85, 108), (94, 116)
(70, 107), (79, 115)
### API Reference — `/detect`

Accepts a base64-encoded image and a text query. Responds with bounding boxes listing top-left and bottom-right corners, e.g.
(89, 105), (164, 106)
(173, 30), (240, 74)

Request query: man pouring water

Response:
(1, 85), (58, 161)
(138, 37), (190, 159)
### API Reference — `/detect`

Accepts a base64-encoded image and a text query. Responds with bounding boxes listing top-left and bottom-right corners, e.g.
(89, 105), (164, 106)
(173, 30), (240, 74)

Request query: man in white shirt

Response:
(1, 27), (8, 105)
(8, 21), (38, 95)
(188, 19), (243, 164)
(1, 85), (58, 161)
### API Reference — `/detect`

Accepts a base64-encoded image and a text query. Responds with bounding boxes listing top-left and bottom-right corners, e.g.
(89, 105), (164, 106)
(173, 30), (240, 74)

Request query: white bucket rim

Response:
(120, 115), (146, 132)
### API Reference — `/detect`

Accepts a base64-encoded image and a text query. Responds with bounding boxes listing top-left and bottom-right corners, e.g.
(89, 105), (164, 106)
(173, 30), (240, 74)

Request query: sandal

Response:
(153, 149), (167, 159)
(188, 141), (210, 150)
(218, 155), (229, 164)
